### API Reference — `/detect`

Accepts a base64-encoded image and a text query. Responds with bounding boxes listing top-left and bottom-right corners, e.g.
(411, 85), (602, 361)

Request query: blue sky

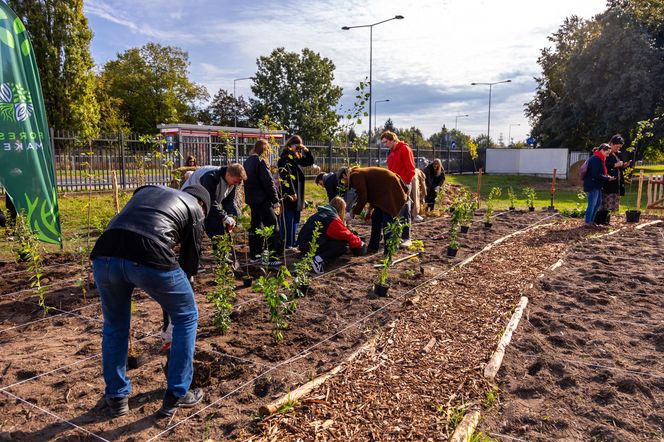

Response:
(84, 0), (607, 142)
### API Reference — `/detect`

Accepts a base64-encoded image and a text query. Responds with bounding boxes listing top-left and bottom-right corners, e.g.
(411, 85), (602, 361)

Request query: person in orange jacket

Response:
(381, 130), (415, 247)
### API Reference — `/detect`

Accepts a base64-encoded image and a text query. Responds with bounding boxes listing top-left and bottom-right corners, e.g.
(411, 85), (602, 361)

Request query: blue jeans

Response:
(92, 256), (198, 399)
(368, 207), (394, 254)
(281, 209), (301, 248)
(585, 189), (603, 224)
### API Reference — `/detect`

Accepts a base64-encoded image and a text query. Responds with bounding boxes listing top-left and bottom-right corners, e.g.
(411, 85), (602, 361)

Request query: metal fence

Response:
(1, 130), (487, 193)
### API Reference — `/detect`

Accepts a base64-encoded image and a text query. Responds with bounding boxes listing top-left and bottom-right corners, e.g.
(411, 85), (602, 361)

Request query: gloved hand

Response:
(434, 186), (441, 193)
(272, 202), (280, 210)
(223, 215), (236, 231)
(287, 194), (298, 202)
(352, 242), (368, 256)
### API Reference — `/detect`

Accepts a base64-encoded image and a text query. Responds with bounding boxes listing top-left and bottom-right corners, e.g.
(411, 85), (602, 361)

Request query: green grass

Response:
(636, 164), (664, 174)
(0, 171), (652, 260)
(446, 174), (645, 213)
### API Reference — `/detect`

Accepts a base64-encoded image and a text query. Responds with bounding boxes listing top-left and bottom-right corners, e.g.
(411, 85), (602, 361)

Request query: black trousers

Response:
(316, 237), (348, 263)
(248, 203), (283, 259)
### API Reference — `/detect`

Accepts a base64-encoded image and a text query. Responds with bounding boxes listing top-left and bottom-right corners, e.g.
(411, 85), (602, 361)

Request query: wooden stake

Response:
(112, 170), (120, 215)
(549, 168), (557, 209)
(476, 168), (483, 206)
(637, 170), (644, 211)
(372, 252), (420, 268)
(449, 410), (481, 442)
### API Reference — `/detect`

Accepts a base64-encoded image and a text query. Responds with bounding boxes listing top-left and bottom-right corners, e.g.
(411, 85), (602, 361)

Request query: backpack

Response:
(579, 158), (590, 180)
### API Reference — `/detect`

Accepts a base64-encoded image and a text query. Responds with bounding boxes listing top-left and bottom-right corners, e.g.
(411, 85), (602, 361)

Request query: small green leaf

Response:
(21, 39), (30, 56)
(0, 27), (14, 49)
(13, 18), (26, 34)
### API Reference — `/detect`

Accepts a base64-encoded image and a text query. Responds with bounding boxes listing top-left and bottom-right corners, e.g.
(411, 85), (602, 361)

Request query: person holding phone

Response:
(584, 143), (616, 227)
(277, 135), (314, 249)
(597, 134), (629, 224)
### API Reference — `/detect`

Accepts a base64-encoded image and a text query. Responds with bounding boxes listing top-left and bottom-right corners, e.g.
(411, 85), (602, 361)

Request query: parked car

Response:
(415, 157), (429, 169)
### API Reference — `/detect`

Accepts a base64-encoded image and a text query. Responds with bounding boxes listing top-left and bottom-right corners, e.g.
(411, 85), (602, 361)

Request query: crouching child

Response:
(296, 197), (367, 274)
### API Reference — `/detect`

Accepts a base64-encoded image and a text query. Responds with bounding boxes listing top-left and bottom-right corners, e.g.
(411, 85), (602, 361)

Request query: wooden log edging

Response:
(257, 335), (379, 417)
(483, 296), (529, 381)
(449, 410), (481, 442)
(635, 219), (662, 230)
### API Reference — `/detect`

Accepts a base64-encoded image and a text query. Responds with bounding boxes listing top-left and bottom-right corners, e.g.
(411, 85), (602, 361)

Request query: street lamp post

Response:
(233, 76), (254, 161)
(342, 15), (404, 164)
(374, 99), (390, 164)
(508, 123), (521, 147)
(471, 79), (511, 148)
(454, 114), (469, 132)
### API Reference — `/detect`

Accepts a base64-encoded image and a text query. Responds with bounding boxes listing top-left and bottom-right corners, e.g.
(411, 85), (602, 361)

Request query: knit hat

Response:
(183, 184), (210, 216)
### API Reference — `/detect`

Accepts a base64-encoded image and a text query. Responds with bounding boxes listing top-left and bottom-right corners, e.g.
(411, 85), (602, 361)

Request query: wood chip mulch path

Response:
(240, 218), (590, 441)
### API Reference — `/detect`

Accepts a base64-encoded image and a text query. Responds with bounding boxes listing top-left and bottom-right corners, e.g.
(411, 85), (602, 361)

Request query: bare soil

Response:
(2, 211), (659, 441)
(480, 221), (664, 441)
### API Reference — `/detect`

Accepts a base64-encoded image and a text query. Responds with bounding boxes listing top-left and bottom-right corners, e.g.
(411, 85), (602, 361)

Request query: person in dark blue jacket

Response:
(243, 139), (283, 263)
(583, 144), (615, 226)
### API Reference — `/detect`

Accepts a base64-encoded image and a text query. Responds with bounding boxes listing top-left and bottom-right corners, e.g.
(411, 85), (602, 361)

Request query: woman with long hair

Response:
(277, 135), (314, 248)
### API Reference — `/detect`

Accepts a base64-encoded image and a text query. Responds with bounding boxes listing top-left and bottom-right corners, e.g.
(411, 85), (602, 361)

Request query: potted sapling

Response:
(447, 223), (460, 257)
(523, 187), (536, 211)
(292, 222), (322, 297)
(507, 186), (516, 211)
(484, 187), (501, 229)
(460, 190), (476, 233)
(373, 219), (404, 296)
(625, 204), (641, 223)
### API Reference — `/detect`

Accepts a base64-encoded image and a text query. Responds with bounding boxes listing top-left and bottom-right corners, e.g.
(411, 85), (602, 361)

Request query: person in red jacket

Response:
(296, 197), (367, 274)
(381, 130), (415, 246)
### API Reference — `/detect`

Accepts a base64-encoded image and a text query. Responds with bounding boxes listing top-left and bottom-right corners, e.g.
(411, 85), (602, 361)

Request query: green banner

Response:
(0, 4), (61, 244)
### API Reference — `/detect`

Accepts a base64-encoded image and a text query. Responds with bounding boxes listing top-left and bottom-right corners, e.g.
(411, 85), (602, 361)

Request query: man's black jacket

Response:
(91, 185), (205, 277)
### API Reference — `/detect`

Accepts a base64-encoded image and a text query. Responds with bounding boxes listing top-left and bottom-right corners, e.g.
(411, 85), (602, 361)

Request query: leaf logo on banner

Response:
(0, 82), (33, 122)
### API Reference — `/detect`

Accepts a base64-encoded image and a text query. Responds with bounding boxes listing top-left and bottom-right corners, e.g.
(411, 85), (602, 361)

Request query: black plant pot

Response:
(528, 206), (535, 212)
(373, 283), (389, 296)
(242, 276), (253, 288)
(509, 206), (515, 211)
(127, 352), (146, 370)
(446, 246), (458, 257)
(460, 225), (469, 234)
(296, 284), (310, 297)
(449, 207), (455, 213)
(484, 222), (492, 229)
(626, 210), (641, 223)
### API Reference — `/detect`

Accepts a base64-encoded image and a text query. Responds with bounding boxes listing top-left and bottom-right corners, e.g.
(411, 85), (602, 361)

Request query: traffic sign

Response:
(450, 141), (457, 149)
(527, 137), (535, 146)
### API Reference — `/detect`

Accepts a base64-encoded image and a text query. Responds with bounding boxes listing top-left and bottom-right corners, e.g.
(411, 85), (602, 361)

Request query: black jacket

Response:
(186, 166), (238, 237)
(93, 185), (204, 277)
(322, 172), (339, 201)
(423, 163), (445, 194)
(277, 147), (314, 211)
(244, 154), (279, 206)
(603, 152), (626, 196)
(583, 155), (610, 192)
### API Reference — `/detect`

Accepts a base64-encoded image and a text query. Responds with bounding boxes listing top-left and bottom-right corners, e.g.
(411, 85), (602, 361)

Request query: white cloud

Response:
(87, 0), (606, 141)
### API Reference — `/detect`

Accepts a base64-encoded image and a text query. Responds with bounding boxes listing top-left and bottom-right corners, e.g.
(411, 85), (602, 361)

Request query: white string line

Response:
(0, 332), (159, 392)
(488, 432), (530, 441)
(522, 353), (664, 379)
(147, 213), (555, 441)
(200, 345), (309, 381)
(13, 299), (104, 325)
(1, 261), (87, 278)
(0, 389), (110, 442)
(539, 311), (663, 330)
(0, 302), (99, 334)
(0, 275), (82, 299)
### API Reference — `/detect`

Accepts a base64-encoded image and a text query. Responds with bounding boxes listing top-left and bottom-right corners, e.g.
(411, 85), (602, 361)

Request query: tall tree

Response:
(9, 0), (99, 138)
(206, 88), (251, 126)
(526, 9), (664, 150)
(101, 43), (208, 133)
(251, 47), (343, 140)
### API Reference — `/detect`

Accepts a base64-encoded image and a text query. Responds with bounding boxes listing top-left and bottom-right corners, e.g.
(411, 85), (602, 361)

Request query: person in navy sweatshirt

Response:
(296, 197), (367, 274)
(583, 143), (616, 227)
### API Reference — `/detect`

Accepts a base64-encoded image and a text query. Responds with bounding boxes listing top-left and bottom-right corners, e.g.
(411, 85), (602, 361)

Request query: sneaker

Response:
(158, 388), (204, 417)
(250, 258), (283, 267)
(197, 263), (206, 273)
(414, 215), (424, 223)
(105, 396), (129, 418)
(400, 239), (413, 249)
(311, 256), (324, 274)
